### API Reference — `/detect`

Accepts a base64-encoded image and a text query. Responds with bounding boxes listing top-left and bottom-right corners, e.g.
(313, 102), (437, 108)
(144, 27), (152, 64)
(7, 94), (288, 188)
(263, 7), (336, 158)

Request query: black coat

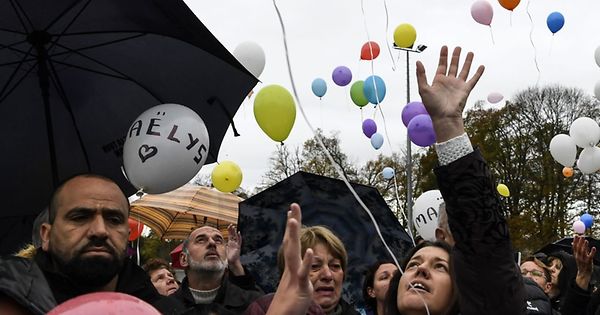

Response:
(434, 149), (527, 315)
(174, 275), (263, 315)
(34, 250), (183, 314)
(0, 255), (56, 314)
(524, 277), (556, 314)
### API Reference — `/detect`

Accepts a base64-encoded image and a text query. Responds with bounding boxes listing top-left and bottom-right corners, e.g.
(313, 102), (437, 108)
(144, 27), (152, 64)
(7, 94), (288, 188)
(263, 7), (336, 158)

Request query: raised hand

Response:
(416, 46), (485, 142)
(573, 235), (596, 290)
(266, 203), (314, 315)
(226, 224), (244, 276)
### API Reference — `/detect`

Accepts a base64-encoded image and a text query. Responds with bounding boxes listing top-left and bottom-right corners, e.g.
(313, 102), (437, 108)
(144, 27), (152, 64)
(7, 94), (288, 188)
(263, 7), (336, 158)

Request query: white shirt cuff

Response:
(434, 133), (474, 165)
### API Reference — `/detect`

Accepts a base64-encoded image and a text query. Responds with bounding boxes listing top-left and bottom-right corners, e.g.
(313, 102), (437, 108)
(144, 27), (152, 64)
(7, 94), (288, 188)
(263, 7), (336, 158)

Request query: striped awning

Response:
(130, 184), (243, 240)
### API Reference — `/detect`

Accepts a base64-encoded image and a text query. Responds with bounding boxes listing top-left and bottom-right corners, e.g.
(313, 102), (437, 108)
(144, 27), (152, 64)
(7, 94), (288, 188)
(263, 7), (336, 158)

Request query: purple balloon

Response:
(402, 101), (428, 127)
(407, 114), (436, 147)
(332, 66), (352, 86)
(362, 119), (377, 138)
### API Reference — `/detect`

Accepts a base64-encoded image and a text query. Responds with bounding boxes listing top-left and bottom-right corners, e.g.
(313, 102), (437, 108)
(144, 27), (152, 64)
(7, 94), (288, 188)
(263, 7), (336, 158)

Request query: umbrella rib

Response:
(0, 39), (31, 56)
(164, 211), (183, 239)
(47, 33), (147, 61)
(0, 27), (27, 35)
(207, 97), (240, 137)
(0, 57), (37, 104)
(47, 58), (91, 171)
(51, 42), (164, 103)
(8, 0), (32, 33)
(0, 45), (33, 100)
(44, 0), (91, 37)
(50, 59), (128, 80)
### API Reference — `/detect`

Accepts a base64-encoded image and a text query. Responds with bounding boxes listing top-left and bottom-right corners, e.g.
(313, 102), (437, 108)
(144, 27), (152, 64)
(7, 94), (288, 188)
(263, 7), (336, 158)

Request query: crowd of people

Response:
(1, 46), (599, 315)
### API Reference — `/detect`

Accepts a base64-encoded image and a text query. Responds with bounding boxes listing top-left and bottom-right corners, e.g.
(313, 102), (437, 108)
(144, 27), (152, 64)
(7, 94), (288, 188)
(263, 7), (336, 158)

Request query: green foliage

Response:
(139, 230), (181, 265)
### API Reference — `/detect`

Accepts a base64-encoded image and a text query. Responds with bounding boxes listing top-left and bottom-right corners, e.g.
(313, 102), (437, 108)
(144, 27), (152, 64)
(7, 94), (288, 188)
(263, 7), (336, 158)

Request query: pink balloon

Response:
(487, 92), (504, 104)
(471, 0), (493, 26)
(49, 292), (161, 315)
(573, 220), (586, 234)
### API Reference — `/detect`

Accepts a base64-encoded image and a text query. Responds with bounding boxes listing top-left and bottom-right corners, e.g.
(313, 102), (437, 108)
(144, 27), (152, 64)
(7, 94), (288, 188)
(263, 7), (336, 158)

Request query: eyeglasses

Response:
(521, 269), (545, 279)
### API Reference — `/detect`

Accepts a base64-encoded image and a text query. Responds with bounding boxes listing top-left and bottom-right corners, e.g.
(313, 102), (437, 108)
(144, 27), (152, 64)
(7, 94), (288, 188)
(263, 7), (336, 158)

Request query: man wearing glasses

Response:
(520, 257), (555, 314)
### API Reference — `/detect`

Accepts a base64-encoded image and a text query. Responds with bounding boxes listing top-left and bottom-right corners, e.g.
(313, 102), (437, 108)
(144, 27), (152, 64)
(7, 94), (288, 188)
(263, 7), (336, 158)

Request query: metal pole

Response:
(406, 50), (413, 235)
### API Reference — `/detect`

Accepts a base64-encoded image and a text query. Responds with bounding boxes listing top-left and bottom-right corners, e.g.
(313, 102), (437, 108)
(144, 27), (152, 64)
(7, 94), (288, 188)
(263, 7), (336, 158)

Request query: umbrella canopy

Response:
(0, 0), (257, 254)
(536, 236), (600, 266)
(238, 171), (413, 307)
(130, 184), (242, 240)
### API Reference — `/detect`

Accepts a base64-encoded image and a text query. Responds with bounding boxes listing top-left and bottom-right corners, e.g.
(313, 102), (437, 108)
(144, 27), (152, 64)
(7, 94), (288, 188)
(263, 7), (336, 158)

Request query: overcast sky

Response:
(183, 0), (600, 191)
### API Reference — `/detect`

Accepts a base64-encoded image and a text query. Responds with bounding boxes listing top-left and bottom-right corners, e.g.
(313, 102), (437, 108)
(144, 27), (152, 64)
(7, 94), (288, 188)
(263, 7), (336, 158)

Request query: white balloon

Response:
(412, 190), (444, 241)
(595, 46), (600, 68)
(594, 80), (600, 100)
(570, 117), (600, 148)
(549, 134), (576, 167)
(233, 41), (266, 78)
(123, 104), (210, 194)
(577, 146), (600, 174)
(487, 92), (504, 104)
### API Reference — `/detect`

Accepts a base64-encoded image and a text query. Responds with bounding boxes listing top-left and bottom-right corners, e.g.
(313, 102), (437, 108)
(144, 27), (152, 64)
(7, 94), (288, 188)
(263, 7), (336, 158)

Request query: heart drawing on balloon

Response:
(138, 144), (158, 163)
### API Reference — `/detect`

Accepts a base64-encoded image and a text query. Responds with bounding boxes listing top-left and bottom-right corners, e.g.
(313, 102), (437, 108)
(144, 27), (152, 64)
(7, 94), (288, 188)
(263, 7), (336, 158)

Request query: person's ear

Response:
(179, 251), (188, 268)
(435, 227), (445, 242)
(368, 287), (376, 298)
(544, 282), (553, 295)
(40, 223), (51, 251)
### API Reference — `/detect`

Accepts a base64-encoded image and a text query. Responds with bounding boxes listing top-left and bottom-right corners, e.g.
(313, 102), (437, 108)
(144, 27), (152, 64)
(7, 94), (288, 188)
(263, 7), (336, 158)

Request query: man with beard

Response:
(0, 174), (182, 314)
(174, 225), (263, 314)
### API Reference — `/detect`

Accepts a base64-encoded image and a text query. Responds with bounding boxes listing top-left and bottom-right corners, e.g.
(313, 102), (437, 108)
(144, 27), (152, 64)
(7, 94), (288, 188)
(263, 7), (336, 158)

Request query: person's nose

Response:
(320, 265), (333, 281)
(415, 264), (431, 279)
(88, 214), (108, 238)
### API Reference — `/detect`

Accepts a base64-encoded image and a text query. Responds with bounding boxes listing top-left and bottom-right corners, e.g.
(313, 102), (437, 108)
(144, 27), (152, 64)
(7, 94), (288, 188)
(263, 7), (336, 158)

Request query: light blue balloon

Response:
(546, 11), (565, 34)
(371, 132), (384, 150)
(382, 167), (395, 180)
(311, 78), (327, 98)
(363, 75), (386, 104)
(581, 213), (594, 228)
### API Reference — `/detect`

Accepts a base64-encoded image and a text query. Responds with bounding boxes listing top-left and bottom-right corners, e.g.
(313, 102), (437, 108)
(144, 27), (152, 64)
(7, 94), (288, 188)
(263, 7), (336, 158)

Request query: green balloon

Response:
(350, 80), (369, 107)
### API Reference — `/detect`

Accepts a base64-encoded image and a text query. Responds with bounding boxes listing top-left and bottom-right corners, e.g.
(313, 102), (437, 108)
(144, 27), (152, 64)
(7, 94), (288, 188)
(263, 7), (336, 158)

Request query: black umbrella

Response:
(0, 0), (257, 254)
(238, 171), (413, 307)
(535, 237), (600, 266)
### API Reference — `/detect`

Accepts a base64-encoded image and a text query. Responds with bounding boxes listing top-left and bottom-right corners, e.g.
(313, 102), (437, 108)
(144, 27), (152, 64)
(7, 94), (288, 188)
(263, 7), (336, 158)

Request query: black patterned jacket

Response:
(434, 149), (527, 315)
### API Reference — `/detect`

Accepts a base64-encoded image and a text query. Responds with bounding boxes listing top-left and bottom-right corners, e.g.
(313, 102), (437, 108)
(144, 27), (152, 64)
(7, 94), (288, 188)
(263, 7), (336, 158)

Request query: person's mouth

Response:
(314, 286), (335, 297)
(408, 281), (430, 293)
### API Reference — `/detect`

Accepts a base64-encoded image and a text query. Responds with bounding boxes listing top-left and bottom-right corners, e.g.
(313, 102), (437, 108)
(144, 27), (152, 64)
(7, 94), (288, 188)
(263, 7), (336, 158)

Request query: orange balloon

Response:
(563, 167), (574, 178)
(498, 0), (520, 10)
(360, 41), (380, 60)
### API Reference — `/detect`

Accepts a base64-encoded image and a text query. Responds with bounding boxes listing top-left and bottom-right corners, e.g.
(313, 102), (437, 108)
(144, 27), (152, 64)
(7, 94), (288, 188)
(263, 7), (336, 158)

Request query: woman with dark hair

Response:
(361, 261), (398, 315)
(384, 241), (459, 315)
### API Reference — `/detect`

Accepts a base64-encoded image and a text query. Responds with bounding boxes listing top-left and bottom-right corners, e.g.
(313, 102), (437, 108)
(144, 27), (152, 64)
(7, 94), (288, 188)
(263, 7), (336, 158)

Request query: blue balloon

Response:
(363, 75), (386, 104)
(311, 78), (327, 98)
(370, 132), (384, 150)
(546, 12), (565, 34)
(581, 213), (594, 229)
(382, 167), (395, 180)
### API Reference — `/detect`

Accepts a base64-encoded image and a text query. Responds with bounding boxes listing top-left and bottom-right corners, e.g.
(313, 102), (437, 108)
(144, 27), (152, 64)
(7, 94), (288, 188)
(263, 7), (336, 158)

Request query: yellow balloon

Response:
(393, 23), (417, 49)
(211, 161), (243, 193)
(254, 85), (296, 142)
(497, 183), (510, 197)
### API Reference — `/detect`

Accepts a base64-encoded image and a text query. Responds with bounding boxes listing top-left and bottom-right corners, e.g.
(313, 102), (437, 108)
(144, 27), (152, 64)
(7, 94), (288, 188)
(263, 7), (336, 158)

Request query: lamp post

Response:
(394, 44), (427, 235)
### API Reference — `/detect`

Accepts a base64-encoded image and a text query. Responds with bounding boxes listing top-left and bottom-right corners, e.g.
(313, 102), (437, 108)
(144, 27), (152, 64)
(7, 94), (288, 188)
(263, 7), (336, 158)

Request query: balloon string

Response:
(510, 11), (513, 27)
(376, 105), (394, 155)
(526, 0), (541, 86)
(393, 172), (416, 246)
(488, 25), (495, 45)
(382, 0), (397, 71)
(360, 0), (381, 105)
(271, 0), (401, 271)
(272, 2), (430, 314)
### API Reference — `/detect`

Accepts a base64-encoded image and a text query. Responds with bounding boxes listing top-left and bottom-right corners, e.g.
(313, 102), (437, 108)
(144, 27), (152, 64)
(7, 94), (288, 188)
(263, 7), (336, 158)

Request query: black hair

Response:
(384, 241), (459, 315)
(362, 259), (396, 311)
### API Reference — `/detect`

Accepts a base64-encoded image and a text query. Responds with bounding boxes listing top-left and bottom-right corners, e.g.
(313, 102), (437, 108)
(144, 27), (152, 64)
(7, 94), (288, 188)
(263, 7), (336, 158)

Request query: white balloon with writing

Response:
(412, 190), (444, 241)
(123, 104), (210, 194)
